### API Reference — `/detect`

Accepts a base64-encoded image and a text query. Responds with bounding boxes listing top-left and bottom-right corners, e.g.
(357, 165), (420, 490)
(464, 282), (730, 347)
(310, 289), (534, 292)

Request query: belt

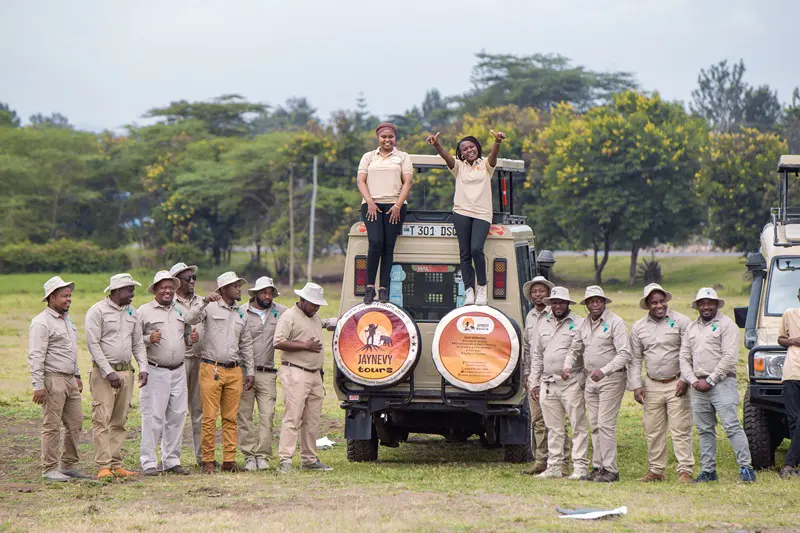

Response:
(148, 360), (185, 371)
(649, 374), (680, 384)
(255, 365), (277, 373)
(201, 358), (239, 369)
(44, 371), (76, 378)
(94, 361), (133, 372)
(281, 361), (320, 373)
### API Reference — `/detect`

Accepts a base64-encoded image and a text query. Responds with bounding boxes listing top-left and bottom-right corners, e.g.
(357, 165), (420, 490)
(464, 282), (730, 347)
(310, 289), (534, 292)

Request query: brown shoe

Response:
(112, 467), (138, 478)
(202, 461), (216, 475)
(96, 468), (114, 480)
(520, 462), (548, 475)
(678, 471), (693, 483)
(638, 471), (665, 482)
(221, 461), (241, 473)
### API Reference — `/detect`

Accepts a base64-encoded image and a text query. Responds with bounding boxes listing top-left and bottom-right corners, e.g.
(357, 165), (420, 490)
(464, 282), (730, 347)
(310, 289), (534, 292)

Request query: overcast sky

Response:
(1, 0), (798, 132)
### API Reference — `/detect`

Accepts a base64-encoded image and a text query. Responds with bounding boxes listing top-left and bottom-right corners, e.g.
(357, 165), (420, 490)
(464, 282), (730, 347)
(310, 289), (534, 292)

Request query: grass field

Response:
(1, 255), (800, 532)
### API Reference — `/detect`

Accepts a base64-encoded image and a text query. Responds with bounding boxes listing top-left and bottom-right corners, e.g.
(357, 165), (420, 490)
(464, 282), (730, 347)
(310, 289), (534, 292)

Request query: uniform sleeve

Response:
(184, 300), (207, 326)
(238, 322), (255, 377)
(28, 322), (48, 390)
(710, 320), (740, 384)
(85, 307), (113, 378)
(779, 313), (789, 338)
(601, 318), (631, 375)
(521, 317), (532, 379)
(529, 334), (545, 389)
(679, 324), (698, 385)
(130, 310), (148, 374)
(485, 159), (496, 176)
(357, 152), (371, 175)
(448, 159), (461, 179)
(563, 325), (585, 371)
(273, 313), (293, 346)
(401, 152), (413, 176)
(628, 324), (644, 390)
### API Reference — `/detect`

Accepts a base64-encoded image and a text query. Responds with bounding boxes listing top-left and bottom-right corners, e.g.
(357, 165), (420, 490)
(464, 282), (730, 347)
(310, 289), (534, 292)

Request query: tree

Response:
(145, 94), (267, 137)
(743, 85), (782, 132)
(0, 102), (20, 127)
(252, 97), (320, 133)
(690, 59), (747, 133)
(29, 112), (72, 129)
(781, 87), (800, 153)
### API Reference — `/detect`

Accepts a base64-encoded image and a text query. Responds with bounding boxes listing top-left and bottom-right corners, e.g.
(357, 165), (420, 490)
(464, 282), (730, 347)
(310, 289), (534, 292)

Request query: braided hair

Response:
(456, 136), (483, 161)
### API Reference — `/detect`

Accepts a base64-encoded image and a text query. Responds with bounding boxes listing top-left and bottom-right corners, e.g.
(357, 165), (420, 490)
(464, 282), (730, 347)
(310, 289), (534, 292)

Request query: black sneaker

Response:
(363, 286), (376, 305)
(579, 467), (600, 481)
(738, 466), (757, 483)
(595, 469), (619, 483)
(693, 470), (718, 483)
(378, 287), (389, 303)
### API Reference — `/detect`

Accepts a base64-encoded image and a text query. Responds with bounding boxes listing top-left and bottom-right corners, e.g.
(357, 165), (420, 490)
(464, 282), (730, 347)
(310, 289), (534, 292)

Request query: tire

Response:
(347, 435), (378, 462)
(743, 390), (774, 470)
(503, 443), (529, 463)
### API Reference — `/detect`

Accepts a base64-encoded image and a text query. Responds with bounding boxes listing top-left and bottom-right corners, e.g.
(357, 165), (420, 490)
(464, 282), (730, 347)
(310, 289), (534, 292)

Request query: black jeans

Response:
(360, 203), (407, 287)
(785, 380), (800, 467)
(452, 212), (491, 290)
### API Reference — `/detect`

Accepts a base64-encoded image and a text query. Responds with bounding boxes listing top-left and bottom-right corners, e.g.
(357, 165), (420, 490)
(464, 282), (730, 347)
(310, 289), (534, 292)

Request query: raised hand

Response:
(425, 132), (440, 145)
(490, 130), (506, 142)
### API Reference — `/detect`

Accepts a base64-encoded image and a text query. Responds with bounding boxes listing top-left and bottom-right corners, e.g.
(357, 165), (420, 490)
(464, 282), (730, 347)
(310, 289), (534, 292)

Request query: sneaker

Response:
(520, 462), (547, 475)
(678, 471), (693, 484)
(536, 467), (564, 479)
(693, 470), (718, 483)
(739, 466), (757, 483)
(256, 457), (270, 471)
(112, 467), (138, 478)
(301, 459), (333, 471)
(464, 288), (475, 306)
(638, 471), (665, 482)
(143, 467), (160, 476)
(164, 465), (190, 475)
(378, 287), (389, 303)
(568, 470), (587, 480)
(475, 285), (488, 305)
(579, 467), (600, 481)
(244, 457), (258, 472)
(43, 470), (71, 482)
(595, 469), (620, 483)
(278, 462), (293, 474)
(363, 286), (376, 305)
(59, 467), (92, 479)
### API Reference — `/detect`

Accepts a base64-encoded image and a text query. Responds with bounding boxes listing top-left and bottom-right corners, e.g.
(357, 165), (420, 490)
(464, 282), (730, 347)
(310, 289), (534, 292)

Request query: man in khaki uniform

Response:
(528, 286), (588, 480)
(563, 285), (630, 483)
(29, 276), (91, 482)
(170, 262), (204, 465)
(138, 271), (192, 476)
(275, 283), (338, 473)
(185, 271), (254, 474)
(680, 287), (756, 483)
(630, 283), (694, 483)
(239, 277), (287, 471)
(85, 273), (148, 480)
(777, 287), (800, 478)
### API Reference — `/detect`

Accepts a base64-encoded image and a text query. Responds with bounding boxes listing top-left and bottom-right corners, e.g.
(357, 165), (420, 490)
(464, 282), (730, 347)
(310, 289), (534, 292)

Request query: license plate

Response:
(402, 224), (457, 238)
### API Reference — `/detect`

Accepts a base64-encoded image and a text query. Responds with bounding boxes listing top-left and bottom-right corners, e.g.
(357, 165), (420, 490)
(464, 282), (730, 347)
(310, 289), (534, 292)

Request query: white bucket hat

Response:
(580, 285), (612, 305)
(42, 276), (75, 302)
(248, 276), (280, 296)
(691, 287), (725, 309)
(169, 262), (198, 277)
(104, 273), (141, 293)
(639, 283), (673, 310)
(543, 286), (576, 305)
(294, 282), (328, 306)
(523, 276), (555, 303)
(147, 270), (181, 294)
(216, 271), (247, 290)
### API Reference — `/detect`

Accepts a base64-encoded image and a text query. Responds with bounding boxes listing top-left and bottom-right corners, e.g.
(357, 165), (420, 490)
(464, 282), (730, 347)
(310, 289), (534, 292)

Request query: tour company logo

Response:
(456, 316), (494, 335)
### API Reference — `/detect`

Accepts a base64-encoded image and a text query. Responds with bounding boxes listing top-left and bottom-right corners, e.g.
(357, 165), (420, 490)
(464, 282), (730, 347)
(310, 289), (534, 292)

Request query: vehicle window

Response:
(766, 257), (800, 315)
(392, 263), (460, 322)
(516, 244), (532, 317)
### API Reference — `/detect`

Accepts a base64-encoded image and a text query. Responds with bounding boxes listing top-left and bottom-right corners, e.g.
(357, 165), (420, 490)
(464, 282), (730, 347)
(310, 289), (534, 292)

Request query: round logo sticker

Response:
(432, 307), (519, 392)
(333, 303), (420, 387)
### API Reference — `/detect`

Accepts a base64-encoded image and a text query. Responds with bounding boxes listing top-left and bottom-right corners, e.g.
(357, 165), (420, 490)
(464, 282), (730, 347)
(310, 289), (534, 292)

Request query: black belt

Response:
(281, 361), (320, 373)
(201, 358), (239, 369)
(255, 365), (277, 373)
(148, 360), (185, 371)
(649, 374), (680, 384)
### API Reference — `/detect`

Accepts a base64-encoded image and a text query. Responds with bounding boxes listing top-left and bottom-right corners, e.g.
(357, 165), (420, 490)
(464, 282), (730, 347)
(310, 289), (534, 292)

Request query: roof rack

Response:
(772, 155), (800, 247)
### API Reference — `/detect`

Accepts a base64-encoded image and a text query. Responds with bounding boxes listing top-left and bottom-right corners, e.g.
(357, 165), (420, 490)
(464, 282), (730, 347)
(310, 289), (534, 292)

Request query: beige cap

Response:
(691, 287), (725, 309)
(42, 276), (75, 302)
(580, 285), (612, 305)
(216, 271), (246, 290)
(639, 283), (673, 310)
(248, 276), (280, 296)
(543, 286), (575, 305)
(147, 270), (181, 294)
(104, 273), (141, 293)
(522, 276), (555, 303)
(294, 282), (328, 306)
(169, 262), (198, 277)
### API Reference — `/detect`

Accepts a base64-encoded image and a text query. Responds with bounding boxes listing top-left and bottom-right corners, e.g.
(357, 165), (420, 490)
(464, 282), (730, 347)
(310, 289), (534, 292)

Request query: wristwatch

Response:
(705, 376), (716, 387)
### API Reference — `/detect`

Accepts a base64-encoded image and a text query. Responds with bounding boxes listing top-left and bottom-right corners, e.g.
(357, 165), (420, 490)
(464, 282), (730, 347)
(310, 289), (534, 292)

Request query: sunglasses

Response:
(179, 275), (197, 282)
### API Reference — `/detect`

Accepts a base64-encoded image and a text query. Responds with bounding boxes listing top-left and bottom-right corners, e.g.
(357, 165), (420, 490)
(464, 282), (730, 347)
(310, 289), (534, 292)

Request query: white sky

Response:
(1, 0), (798, 131)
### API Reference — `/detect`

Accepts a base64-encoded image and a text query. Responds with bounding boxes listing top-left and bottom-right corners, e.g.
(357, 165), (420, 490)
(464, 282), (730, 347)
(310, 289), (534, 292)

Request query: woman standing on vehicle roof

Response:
(357, 122), (414, 304)
(426, 130), (506, 305)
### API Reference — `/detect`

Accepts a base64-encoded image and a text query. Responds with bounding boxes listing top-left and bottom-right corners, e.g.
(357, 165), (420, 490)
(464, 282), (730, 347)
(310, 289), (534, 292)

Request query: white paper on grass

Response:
(559, 506), (628, 520)
(316, 436), (336, 449)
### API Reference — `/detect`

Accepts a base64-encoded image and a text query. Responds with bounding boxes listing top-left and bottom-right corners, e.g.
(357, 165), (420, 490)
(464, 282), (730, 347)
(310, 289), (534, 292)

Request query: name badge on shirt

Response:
(390, 155), (402, 164)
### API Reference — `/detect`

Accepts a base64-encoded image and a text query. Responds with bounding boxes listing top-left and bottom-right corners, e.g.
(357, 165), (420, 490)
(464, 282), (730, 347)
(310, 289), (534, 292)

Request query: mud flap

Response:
(345, 408), (374, 440)
(498, 401), (531, 445)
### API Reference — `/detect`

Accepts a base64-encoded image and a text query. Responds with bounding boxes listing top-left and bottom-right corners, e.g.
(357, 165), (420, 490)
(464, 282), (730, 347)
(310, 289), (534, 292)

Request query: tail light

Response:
(354, 255), (367, 296)
(493, 258), (507, 299)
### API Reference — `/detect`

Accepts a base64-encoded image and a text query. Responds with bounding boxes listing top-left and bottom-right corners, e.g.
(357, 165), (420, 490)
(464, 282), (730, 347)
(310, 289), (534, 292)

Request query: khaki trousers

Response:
(139, 365), (188, 470)
(40, 373), (83, 473)
(642, 376), (694, 475)
(529, 398), (548, 466)
(540, 378), (588, 472)
(238, 370), (278, 459)
(184, 357), (203, 463)
(278, 365), (324, 465)
(90, 368), (134, 469)
(199, 362), (242, 462)
(585, 370), (626, 474)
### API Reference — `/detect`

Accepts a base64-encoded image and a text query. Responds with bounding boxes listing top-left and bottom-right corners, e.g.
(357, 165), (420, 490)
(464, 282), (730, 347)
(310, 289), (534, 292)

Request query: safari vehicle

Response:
(333, 154), (555, 463)
(735, 155), (800, 469)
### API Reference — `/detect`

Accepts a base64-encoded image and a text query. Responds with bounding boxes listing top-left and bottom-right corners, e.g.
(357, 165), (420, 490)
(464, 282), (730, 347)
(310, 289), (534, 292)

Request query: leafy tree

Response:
(0, 102), (21, 127)
(29, 112), (72, 129)
(743, 85), (782, 132)
(690, 59), (747, 133)
(781, 87), (800, 153)
(252, 97), (319, 133)
(145, 94), (267, 137)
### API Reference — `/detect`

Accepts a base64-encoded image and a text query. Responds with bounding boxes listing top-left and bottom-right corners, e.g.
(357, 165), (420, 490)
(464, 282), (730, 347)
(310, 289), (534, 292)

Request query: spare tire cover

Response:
(432, 306), (520, 392)
(333, 303), (421, 387)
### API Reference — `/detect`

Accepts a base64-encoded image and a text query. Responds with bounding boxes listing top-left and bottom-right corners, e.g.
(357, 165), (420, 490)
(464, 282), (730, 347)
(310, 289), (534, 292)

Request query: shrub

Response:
(157, 242), (211, 270)
(637, 254), (663, 285)
(0, 239), (131, 274)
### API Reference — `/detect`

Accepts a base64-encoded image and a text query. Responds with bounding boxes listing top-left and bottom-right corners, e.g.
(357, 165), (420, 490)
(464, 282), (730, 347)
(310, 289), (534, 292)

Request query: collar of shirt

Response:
(45, 307), (65, 320)
(695, 310), (724, 327)
(175, 293), (198, 305)
(153, 301), (173, 311)
(105, 297), (124, 312)
(646, 310), (677, 325)
(589, 309), (611, 329)
(553, 312), (577, 328)
(463, 157), (485, 168)
(530, 305), (550, 318)
(374, 147), (400, 159)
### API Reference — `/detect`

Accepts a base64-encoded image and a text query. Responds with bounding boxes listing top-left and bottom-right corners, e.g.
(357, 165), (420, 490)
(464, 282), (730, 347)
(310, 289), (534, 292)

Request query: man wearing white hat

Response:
(238, 276), (287, 471)
(137, 271), (192, 476)
(528, 286), (589, 480)
(680, 287), (756, 483)
(170, 262), (204, 466)
(29, 276), (91, 482)
(275, 282), (338, 473)
(184, 271), (254, 474)
(85, 273), (148, 480)
(562, 285), (630, 483)
(630, 283), (694, 483)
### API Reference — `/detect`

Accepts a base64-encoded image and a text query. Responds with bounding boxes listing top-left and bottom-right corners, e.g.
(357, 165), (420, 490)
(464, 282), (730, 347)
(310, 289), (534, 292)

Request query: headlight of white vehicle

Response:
(752, 351), (786, 379)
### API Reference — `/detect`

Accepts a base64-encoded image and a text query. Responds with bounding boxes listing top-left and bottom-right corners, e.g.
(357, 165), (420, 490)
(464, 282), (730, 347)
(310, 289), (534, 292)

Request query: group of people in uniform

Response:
(519, 277), (758, 483)
(28, 263), (336, 481)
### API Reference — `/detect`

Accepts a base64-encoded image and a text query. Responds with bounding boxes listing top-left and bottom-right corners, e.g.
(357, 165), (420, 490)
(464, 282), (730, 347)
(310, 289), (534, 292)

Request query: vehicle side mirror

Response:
(734, 306), (748, 329)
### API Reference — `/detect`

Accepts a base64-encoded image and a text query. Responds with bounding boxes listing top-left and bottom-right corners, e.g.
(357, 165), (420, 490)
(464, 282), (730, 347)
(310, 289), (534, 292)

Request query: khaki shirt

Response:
(529, 312), (584, 389)
(358, 147), (413, 204)
(138, 300), (188, 368)
(629, 309), (692, 390)
(274, 304), (337, 371)
(522, 305), (551, 378)
(679, 311), (739, 385)
(564, 309), (630, 375)
(85, 298), (147, 377)
(175, 293), (204, 359)
(28, 307), (80, 390)
(450, 157), (495, 223)
(185, 299), (254, 375)
(242, 301), (288, 369)
(779, 308), (800, 381)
